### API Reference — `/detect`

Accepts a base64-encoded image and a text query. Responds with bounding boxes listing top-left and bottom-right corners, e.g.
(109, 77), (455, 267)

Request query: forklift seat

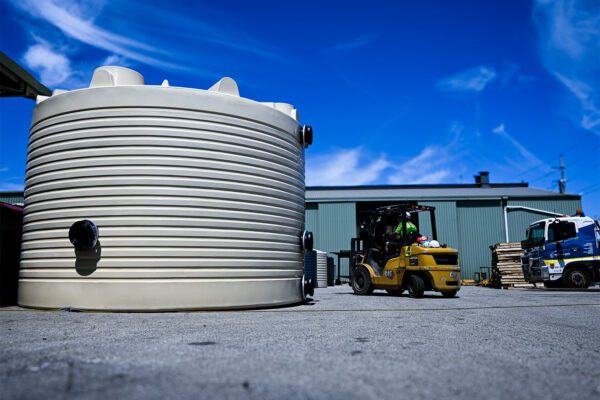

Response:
(365, 248), (383, 275)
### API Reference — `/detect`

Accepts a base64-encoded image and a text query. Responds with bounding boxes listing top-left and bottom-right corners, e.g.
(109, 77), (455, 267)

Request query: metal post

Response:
(558, 154), (566, 194)
(430, 209), (438, 241)
(336, 253), (341, 285)
(503, 203), (509, 243)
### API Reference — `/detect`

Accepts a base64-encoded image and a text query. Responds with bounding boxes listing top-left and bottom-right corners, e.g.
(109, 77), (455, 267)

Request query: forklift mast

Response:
(373, 204), (438, 241)
(352, 204), (438, 271)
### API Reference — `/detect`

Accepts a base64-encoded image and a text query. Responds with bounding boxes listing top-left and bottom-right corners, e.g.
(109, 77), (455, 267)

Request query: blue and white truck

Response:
(521, 216), (600, 288)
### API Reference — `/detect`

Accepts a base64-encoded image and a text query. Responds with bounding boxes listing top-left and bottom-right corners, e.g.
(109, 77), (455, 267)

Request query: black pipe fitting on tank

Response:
(299, 125), (313, 148)
(69, 220), (99, 251)
(303, 276), (314, 299)
(301, 230), (313, 251)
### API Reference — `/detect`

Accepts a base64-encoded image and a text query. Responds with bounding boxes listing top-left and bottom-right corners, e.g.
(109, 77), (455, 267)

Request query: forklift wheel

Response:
(441, 290), (457, 298)
(385, 289), (404, 296)
(352, 266), (374, 295)
(407, 275), (425, 298)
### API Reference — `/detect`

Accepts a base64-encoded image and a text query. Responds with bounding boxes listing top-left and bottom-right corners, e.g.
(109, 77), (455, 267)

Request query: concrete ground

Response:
(1, 285), (600, 400)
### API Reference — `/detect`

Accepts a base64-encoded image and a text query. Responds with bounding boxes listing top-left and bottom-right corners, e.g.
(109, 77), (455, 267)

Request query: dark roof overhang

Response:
(0, 50), (51, 99)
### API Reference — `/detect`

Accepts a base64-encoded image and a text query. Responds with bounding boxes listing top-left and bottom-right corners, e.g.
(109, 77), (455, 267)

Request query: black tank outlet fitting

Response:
(301, 230), (314, 251)
(69, 220), (99, 251)
(303, 276), (314, 298)
(299, 125), (313, 148)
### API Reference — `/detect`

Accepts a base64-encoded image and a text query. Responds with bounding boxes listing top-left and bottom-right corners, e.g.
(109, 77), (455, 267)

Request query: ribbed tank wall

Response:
(18, 84), (306, 310)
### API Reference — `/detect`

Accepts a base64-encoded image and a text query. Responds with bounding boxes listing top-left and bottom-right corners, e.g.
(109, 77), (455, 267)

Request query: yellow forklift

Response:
(350, 204), (461, 298)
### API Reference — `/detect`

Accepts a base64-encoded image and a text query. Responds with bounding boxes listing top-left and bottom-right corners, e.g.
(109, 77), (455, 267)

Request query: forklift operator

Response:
(395, 213), (417, 238)
(385, 213), (418, 259)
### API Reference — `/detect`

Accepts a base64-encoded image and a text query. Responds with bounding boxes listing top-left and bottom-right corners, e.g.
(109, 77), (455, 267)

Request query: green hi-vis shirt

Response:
(395, 221), (417, 236)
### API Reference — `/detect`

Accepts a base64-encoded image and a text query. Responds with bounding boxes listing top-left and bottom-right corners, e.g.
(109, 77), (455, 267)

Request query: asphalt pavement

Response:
(1, 285), (599, 400)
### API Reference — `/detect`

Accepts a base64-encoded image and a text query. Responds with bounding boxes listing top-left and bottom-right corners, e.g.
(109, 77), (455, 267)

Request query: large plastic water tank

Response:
(18, 66), (313, 311)
(315, 250), (327, 288)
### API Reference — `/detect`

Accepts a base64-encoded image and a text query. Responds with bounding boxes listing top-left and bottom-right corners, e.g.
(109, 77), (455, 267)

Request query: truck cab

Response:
(521, 216), (600, 288)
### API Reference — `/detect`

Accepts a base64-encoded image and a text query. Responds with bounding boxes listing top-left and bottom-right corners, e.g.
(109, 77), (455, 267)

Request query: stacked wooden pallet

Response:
(489, 242), (534, 288)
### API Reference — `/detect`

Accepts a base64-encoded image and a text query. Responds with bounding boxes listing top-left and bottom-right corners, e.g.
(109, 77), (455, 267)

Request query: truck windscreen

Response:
(527, 222), (545, 246)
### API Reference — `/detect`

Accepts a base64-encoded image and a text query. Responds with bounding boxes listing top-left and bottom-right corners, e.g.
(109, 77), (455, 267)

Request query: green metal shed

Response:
(305, 175), (582, 280)
(0, 191), (24, 205)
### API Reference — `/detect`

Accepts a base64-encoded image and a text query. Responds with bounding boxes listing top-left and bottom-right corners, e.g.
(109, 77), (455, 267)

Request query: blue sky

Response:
(1, 0), (599, 217)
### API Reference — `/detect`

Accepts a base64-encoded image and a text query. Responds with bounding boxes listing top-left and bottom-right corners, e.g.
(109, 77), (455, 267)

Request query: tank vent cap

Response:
(208, 77), (240, 96)
(90, 66), (144, 88)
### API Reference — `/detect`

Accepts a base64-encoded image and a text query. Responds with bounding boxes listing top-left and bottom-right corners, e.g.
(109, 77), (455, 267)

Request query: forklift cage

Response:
(350, 204), (438, 281)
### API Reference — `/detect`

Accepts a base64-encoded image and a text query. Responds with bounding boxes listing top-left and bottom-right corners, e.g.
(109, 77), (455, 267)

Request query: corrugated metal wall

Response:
(417, 201), (459, 249)
(506, 198), (582, 242)
(0, 193), (24, 205)
(305, 203), (318, 234)
(456, 200), (505, 279)
(308, 202), (356, 280)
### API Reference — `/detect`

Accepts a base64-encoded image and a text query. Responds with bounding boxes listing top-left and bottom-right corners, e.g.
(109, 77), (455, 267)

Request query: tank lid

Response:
(90, 66), (144, 87)
(37, 66), (300, 121)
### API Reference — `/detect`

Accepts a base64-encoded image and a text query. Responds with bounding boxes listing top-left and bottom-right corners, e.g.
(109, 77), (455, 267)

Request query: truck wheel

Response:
(352, 266), (374, 295)
(441, 290), (457, 298)
(407, 275), (425, 298)
(563, 267), (591, 289)
(385, 289), (404, 296)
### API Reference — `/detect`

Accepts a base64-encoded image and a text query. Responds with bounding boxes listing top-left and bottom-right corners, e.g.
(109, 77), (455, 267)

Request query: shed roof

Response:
(306, 184), (580, 202)
(0, 51), (51, 99)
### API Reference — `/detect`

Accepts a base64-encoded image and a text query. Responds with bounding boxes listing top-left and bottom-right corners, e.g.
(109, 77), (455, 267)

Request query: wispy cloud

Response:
(22, 39), (73, 87)
(306, 148), (390, 186)
(534, 0), (600, 135)
(9, 0), (288, 83)
(329, 33), (379, 53)
(306, 123), (465, 186)
(387, 146), (452, 184)
(101, 54), (131, 67)
(436, 66), (496, 92)
(323, 32), (381, 97)
(133, 1), (288, 63)
(387, 122), (464, 184)
(492, 123), (552, 172)
(10, 0), (185, 72)
(496, 62), (538, 89)
(306, 145), (458, 186)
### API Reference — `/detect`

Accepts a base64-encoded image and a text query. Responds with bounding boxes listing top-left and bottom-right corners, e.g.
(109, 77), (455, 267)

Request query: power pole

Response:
(558, 154), (566, 194)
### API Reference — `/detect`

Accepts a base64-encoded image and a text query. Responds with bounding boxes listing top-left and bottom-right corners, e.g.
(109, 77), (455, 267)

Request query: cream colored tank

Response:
(18, 66), (313, 311)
